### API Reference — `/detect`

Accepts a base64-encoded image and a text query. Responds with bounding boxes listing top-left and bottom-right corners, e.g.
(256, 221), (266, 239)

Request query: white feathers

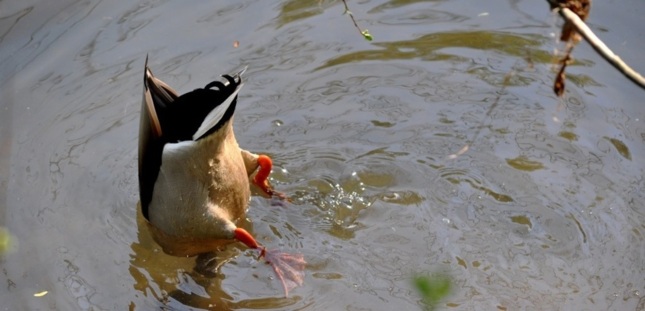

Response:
(163, 140), (197, 156)
(192, 83), (244, 141)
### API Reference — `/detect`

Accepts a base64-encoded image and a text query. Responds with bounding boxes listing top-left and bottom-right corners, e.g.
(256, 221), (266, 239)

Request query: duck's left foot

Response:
(253, 155), (289, 201)
(263, 249), (306, 297)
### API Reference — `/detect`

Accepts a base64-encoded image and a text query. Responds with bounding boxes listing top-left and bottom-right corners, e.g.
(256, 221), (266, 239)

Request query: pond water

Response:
(1, 0), (644, 310)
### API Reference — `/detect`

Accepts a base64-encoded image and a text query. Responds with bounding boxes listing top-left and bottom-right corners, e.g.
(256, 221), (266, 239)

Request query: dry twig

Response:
(548, 0), (645, 91)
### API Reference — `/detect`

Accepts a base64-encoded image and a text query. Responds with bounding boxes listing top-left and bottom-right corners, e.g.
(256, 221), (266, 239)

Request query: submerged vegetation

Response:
(414, 273), (452, 311)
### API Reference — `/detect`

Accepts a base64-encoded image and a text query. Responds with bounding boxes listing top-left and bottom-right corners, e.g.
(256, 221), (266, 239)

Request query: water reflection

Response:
(316, 31), (550, 69)
(275, 0), (333, 28)
(129, 205), (303, 309)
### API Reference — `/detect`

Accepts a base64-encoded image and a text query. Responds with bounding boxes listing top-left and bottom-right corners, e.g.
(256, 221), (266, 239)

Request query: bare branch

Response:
(550, 3), (645, 90)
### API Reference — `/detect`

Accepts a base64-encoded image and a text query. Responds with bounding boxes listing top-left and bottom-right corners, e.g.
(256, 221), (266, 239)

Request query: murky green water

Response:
(1, 0), (644, 310)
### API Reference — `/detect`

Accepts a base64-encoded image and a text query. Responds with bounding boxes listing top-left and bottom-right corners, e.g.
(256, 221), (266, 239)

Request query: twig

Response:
(549, 2), (645, 90)
(341, 0), (373, 41)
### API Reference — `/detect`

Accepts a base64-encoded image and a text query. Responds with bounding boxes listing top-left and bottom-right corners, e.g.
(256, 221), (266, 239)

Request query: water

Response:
(1, 0), (644, 310)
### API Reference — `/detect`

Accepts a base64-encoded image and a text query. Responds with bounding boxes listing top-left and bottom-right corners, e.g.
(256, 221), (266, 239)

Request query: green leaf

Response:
(361, 29), (373, 41)
(414, 274), (451, 306)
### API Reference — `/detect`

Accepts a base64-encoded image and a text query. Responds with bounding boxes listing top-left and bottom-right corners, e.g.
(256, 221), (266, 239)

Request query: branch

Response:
(341, 0), (373, 41)
(550, 3), (645, 90)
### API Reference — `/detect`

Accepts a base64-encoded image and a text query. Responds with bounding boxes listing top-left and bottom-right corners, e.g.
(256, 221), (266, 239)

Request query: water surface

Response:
(1, 0), (644, 310)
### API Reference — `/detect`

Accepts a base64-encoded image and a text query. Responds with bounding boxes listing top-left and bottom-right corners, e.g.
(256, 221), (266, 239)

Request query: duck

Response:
(137, 58), (304, 294)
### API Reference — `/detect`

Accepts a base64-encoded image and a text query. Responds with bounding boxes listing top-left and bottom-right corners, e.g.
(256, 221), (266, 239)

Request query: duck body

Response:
(138, 59), (305, 296)
(138, 59), (267, 257)
(150, 125), (247, 240)
(146, 124), (253, 256)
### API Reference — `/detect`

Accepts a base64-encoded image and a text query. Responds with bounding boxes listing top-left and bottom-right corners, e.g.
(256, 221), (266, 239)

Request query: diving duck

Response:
(138, 58), (304, 295)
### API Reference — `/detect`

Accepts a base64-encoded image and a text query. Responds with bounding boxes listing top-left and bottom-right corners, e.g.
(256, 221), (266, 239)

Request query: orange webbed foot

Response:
(234, 228), (305, 297)
(253, 154), (289, 201)
(264, 249), (306, 297)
